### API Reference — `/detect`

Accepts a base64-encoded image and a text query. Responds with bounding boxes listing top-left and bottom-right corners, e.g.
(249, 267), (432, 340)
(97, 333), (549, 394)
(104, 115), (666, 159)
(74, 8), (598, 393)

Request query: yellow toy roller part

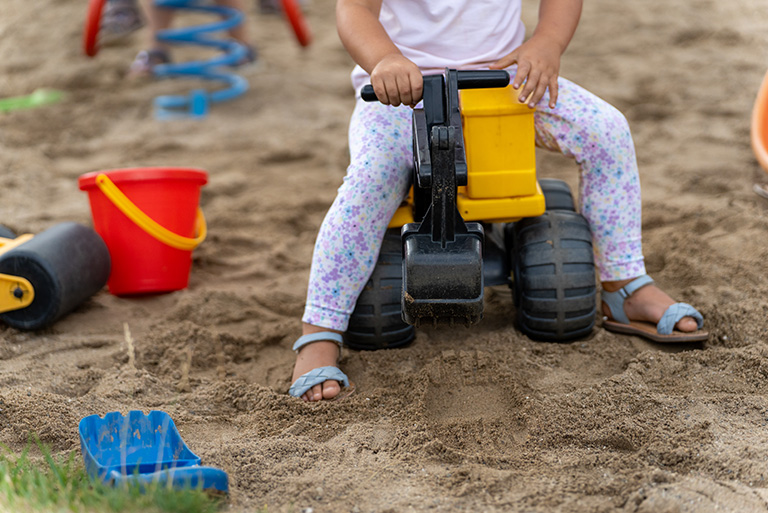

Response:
(0, 234), (36, 314)
(0, 273), (34, 313)
(95, 173), (206, 251)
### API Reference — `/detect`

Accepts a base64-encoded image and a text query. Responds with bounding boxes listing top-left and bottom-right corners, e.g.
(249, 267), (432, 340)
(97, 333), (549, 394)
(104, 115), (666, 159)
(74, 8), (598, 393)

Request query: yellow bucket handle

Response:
(95, 173), (206, 251)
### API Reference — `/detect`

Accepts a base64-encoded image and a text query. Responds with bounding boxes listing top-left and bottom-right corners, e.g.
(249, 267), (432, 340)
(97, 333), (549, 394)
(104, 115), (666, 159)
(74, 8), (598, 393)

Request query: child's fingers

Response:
(397, 71), (422, 107)
(511, 60), (531, 90)
(408, 70), (423, 105)
(528, 80), (549, 108)
(517, 68), (541, 104)
(396, 76), (413, 107)
(490, 52), (518, 71)
(376, 76), (400, 105)
(372, 84), (388, 105)
(387, 82), (404, 106)
(370, 75), (388, 104)
(548, 77), (558, 108)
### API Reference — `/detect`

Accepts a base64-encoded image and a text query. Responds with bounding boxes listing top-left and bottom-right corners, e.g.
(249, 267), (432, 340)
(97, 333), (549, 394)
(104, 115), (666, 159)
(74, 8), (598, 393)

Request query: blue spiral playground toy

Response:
(151, 0), (249, 120)
(84, 0), (311, 118)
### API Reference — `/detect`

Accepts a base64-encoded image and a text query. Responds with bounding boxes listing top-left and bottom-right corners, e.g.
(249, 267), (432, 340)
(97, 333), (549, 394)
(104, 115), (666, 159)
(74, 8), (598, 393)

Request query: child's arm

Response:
(490, 0), (583, 109)
(336, 0), (422, 106)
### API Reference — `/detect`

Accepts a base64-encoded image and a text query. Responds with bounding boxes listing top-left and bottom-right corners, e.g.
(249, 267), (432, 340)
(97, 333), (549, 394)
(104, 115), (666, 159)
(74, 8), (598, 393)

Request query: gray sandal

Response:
(289, 332), (354, 399)
(602, 275), (708, 343)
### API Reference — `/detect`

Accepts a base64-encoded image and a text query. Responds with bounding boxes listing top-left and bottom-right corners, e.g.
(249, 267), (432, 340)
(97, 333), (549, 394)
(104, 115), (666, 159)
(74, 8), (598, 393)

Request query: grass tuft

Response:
(0, 440), (225, 513)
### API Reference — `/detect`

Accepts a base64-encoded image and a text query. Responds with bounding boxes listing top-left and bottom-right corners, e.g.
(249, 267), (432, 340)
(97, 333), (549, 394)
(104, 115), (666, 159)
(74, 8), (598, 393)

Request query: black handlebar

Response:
(454, 70), (510, 89)
(361, 85), (378, 102)
(361, 70), (510, 102)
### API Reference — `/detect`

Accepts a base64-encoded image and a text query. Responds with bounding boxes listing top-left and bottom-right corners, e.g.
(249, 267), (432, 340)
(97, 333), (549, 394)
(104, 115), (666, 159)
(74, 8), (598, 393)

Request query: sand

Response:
(2, 0), (768, 511)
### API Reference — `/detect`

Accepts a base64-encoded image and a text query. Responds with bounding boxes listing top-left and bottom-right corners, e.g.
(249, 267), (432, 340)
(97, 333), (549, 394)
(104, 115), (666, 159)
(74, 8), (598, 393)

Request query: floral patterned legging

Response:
(303, 76), (646, 331)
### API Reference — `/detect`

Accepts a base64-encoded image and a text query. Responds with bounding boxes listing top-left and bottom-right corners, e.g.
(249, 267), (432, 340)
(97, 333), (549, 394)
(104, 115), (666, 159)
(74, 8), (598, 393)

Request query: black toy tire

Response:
(346, 229), (415, 350)
(508, 210), (597, 342)
(0, 225), (16, 239)
(539, 178), (576, 211)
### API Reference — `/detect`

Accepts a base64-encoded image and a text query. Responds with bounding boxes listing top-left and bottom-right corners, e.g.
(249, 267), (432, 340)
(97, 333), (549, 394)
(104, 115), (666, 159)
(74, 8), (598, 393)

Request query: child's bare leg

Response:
(215, 0), (250, 45)
(291, 324), (343, 402)
(138, 0), (174, 52)
(602, 279), (699, 332)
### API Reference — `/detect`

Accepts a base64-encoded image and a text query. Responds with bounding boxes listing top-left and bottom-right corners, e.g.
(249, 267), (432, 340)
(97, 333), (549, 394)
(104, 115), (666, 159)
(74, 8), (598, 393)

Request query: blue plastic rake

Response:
(152, 0), (249, 120)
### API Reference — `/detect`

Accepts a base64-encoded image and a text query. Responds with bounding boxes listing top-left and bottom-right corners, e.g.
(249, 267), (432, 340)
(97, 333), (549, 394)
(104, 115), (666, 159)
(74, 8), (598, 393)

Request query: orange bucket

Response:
(752, 70), (768, 173)
(78, 167), (208, 296)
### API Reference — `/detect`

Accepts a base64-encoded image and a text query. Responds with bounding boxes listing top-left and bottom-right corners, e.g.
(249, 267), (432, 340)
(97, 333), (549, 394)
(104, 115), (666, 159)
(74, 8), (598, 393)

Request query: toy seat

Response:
(388, 84), (545, 228)
(457, 84), (545, 223)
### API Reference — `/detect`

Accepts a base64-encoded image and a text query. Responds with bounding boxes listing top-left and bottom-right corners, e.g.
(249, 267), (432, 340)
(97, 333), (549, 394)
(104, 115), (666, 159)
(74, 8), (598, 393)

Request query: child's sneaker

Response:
(128, 49), (171, 79)
(101, 0), (145, 42)
(232, 44), (263, 75)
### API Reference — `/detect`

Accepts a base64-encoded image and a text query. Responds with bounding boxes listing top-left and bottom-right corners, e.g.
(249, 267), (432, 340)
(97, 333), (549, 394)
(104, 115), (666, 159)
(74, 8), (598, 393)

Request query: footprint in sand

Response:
(419, 350), (530, 459)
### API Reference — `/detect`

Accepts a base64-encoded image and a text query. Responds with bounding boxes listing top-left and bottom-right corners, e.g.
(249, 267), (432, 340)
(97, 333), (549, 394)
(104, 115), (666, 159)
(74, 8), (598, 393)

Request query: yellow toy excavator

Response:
(346, 69), (596, 349)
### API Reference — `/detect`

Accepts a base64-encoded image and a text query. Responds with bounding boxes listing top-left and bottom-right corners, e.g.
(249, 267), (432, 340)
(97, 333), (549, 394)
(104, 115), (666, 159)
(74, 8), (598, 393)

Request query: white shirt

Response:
(350, 0), (525, 92)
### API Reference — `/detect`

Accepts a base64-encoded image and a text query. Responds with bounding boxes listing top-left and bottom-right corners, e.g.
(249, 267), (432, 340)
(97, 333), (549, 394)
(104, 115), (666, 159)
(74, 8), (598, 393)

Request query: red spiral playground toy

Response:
(83, 0), (311, 118)
(83, 0), (311, 58)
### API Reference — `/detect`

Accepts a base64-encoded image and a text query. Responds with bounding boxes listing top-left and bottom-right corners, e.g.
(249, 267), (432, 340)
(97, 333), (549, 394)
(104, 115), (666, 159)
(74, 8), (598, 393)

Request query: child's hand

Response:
(369, 54), (423, 107)
(491, 37), (562, 109)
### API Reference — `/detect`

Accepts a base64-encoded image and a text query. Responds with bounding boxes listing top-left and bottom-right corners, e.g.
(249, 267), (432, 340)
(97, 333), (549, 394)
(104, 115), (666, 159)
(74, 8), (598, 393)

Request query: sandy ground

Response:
(2, 0), (768, 511)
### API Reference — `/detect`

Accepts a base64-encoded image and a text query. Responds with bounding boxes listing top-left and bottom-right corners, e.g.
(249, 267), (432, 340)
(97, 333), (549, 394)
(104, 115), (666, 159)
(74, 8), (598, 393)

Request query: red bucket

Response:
(78, 167), (208, 296)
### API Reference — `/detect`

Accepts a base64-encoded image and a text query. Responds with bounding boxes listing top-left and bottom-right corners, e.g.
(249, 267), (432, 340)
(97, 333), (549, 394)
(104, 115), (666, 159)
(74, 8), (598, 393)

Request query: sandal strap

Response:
(657, 303), (704, 335)
(289, 366), (350, 398)
(616, 274), (655, 298)
(292, 332), (344, 352)
(601, 275), (655, 325)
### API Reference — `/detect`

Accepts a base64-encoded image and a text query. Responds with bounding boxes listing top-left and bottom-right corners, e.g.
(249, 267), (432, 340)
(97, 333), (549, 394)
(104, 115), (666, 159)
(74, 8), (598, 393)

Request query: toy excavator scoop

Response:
(362, 69), (509, 327)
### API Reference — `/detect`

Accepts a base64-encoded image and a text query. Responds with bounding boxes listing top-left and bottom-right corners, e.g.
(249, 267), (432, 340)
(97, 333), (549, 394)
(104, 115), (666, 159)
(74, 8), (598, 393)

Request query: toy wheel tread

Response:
(539, 178), (576, 211)
(346, 229), (415, 350)
(0, 225), (16, 239)
(509, 210), (597, 342)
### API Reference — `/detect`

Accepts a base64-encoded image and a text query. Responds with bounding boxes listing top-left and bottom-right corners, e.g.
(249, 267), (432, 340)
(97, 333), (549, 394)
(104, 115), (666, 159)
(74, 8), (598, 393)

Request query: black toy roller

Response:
(0, 222), (111, 330)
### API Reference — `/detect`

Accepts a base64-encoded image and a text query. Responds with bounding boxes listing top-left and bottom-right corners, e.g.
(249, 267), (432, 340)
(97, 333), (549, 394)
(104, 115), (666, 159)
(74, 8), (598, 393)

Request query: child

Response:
(128, 0), (257, 78)
(290, 0), (708, 402)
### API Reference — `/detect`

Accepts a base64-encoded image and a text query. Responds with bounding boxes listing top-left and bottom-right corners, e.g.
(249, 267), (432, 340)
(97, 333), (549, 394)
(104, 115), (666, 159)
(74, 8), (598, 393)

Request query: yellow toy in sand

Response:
(347, 69), (596, 350)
